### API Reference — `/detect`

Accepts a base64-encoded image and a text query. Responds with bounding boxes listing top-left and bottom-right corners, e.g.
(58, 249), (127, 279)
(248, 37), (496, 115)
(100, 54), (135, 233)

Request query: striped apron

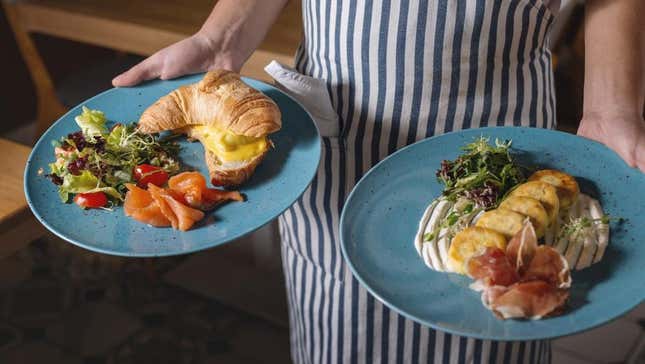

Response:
(277, 1), (557, 362)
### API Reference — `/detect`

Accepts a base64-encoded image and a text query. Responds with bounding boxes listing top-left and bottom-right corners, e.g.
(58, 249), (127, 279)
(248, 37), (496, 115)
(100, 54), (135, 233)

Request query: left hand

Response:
(577, 112), (645, 172)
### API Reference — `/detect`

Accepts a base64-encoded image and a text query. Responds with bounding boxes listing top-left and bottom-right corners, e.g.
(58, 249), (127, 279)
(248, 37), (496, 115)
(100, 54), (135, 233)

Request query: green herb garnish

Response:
(423, 232), (436, 242)
(422, 198), (483, 243)
(558, 214), (617, 241)
(436, 137), (526, 209)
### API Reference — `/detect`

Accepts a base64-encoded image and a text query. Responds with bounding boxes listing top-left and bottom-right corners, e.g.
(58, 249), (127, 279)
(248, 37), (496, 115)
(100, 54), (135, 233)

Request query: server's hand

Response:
(111, 0), (288, 87)
(577, 113), (645, 172)
(112, 33), (239, 87)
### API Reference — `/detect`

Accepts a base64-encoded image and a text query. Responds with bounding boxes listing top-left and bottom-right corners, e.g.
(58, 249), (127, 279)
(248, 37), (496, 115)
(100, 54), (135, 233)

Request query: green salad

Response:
(436, 137), (526, 209)
(46, 107), (180, 206)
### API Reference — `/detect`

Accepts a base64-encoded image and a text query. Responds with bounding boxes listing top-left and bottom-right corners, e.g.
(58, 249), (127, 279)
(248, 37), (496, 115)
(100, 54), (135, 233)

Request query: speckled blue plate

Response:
(25, 74), (320, 257)
(340, 127), (644, 341)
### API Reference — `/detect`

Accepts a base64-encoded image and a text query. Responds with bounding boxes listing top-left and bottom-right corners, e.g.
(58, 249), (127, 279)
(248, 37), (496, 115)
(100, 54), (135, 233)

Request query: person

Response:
(113, 0), (645, 362)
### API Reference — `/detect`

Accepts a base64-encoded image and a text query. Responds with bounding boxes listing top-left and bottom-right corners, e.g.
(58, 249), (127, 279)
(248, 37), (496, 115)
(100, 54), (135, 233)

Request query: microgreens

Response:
(436, 136), (526, 209)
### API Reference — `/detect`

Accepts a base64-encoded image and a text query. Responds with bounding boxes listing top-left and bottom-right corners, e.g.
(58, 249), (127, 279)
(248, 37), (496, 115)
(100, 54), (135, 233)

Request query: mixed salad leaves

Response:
(436, 137), (526, 209)
(46, 107), (180, 208)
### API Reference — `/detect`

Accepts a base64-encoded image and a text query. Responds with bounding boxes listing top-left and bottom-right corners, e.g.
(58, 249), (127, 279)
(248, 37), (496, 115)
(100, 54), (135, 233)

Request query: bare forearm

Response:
(198, 0), (289, 65)
(578, 0), (645, 171)
(584, 0), (645, 117)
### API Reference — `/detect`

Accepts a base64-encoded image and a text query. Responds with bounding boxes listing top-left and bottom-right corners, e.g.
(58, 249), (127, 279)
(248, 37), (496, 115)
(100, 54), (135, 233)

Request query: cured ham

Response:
(523, 246), (571, 289)
(506, 218), (538, 274)
(168, 172), (244, 210)
(467, 247), (519, 287)
(484, 281), (569, 320)
(466, 219), (571, 319)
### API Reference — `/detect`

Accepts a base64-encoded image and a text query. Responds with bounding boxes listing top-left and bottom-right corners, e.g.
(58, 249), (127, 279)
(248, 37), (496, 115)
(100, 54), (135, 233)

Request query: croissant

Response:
(138, 70), (282, 186)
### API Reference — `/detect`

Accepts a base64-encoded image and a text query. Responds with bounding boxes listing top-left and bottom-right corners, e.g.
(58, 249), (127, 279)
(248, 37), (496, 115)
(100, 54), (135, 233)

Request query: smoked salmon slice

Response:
(124, 183), (171, 227)
(148, 184), (204, 231)
(124, 171), (241, 231)
(168, 172), (243, 210)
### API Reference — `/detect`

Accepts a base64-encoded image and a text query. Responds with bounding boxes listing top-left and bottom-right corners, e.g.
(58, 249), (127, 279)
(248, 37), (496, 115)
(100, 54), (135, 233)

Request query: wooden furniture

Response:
(4, 0), (301, 325)
(0, 138), (45, 258)
(3, 0), (303, 136)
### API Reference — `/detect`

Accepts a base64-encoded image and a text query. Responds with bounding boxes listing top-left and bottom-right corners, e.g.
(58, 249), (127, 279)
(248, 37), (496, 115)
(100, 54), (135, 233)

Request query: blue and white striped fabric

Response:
(277, 1), (557, 363)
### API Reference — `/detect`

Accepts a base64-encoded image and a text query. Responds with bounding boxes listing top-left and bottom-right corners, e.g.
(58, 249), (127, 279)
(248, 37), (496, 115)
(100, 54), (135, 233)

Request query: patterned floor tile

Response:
(228, 319), (290, 363)
(0, 231), (290, 363)
(0, 341), (82, 364)
(163, 239), (289, 328)
(0, 253), (32, 291)
(5, 277), (70, 328)
(111, 325), (211, 364)
(553, 317), (642, 363)
(552, 348), (601, 364)
(198, 352), (259, 364)
(0, 322), (22, 353)
(45, 302), (141, 357)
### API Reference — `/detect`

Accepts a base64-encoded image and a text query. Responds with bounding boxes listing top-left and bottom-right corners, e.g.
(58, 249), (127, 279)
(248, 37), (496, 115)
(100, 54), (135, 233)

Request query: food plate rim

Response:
(339, 125), (642, 341)
(24, 74), (322, 257)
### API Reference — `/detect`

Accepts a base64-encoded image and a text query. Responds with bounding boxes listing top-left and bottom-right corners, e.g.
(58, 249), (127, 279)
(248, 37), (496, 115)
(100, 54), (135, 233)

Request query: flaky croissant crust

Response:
(138, 70), (282, 137)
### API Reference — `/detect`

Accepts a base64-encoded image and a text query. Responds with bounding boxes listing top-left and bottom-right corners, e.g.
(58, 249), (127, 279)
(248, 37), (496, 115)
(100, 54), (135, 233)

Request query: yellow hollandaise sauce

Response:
(189, 125), (268, 163)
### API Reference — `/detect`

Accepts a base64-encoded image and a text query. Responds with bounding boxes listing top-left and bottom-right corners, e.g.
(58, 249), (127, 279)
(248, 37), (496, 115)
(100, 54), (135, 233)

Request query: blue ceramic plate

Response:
(25, 75), (320, 257)
(340, 127), (644, 341)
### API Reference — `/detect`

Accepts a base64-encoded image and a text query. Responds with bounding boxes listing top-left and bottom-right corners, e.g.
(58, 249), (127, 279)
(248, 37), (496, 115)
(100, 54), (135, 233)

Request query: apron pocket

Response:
(265, 60), (340, 138)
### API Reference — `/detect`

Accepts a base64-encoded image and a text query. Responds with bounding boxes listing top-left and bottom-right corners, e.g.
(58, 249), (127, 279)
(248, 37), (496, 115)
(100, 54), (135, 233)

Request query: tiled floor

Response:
(0, 230), (643, 364)
(552, 313), (645, 364)
(0, 234), (290, 364)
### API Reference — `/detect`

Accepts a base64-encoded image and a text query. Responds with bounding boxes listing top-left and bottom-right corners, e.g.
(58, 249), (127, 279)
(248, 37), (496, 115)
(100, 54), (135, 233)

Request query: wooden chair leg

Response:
(3, 2), (67, 141)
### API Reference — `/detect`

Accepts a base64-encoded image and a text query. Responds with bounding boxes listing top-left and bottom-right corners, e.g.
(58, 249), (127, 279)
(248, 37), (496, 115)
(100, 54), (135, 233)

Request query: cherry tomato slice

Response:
(133, 164), (169, 188)
(74, 192), (108, 209)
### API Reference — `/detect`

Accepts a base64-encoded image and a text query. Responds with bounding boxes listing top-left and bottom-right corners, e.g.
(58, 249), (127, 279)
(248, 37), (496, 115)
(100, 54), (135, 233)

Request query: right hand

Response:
(112, 32), (241, 87)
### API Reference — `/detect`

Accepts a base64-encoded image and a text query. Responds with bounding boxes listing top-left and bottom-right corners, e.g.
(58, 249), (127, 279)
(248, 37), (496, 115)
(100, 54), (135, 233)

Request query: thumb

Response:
(112, 57), (162, 87)
(636, 139), (645, 172)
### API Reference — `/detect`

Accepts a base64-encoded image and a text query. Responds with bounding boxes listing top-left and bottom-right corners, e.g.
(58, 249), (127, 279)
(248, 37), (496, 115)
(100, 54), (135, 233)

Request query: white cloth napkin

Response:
(264, 60), (340, 137)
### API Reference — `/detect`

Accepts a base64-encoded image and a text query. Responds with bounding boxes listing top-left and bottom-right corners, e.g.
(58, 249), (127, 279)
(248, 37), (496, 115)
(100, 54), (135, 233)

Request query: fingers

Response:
(112, 56), (162, 87)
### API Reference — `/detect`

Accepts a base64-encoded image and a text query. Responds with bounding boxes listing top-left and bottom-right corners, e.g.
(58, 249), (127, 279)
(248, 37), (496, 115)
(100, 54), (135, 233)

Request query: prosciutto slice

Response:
(506, 218), (538, 274)
(485, 281), (569, 320)
(467, 247), (519, 288)
(466, 220), (571, 319)
(523, 246), (572, 289)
